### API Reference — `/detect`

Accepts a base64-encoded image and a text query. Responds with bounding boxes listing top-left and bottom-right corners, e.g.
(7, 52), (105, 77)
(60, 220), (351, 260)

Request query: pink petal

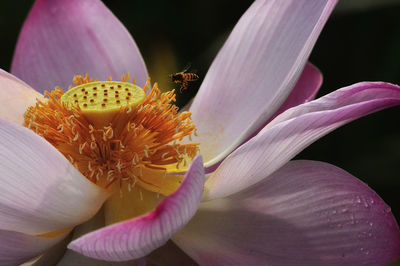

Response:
(174, 160), (400, 265)
(68, 156), (205, 261)
(0, 69), (42, 125)
(0, 118), (110, 235)
(239, 62), (322, 150)
(205, 82), (400, 200)
(269, 62), (322, 121)
(190, 0), (337, 166)
(0, 229), (69, 266)
(203, 62), (323, 174)
(11, 0), (147, 93)
(59, 210), (146, 266)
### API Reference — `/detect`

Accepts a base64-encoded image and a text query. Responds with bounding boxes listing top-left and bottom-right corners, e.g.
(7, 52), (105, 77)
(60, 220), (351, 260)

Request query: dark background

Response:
(1, 1), (399, 221)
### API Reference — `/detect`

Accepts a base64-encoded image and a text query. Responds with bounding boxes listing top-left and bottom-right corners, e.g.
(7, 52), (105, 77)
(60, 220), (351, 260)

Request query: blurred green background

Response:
(1, 1), (399, 221)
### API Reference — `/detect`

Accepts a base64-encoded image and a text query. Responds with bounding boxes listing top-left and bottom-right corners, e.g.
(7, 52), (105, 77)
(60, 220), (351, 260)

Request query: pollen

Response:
(24, 74), (199, 196)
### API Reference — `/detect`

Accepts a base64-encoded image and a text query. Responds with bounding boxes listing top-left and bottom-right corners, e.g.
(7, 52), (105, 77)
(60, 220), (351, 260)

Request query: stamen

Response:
(79, 142), (87, 154)
(139, 189), (143, 201)
(24, 74), (199, 196)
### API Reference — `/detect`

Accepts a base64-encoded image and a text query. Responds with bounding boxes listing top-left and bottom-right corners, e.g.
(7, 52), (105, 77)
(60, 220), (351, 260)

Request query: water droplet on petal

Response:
(369, 198), (374, 205)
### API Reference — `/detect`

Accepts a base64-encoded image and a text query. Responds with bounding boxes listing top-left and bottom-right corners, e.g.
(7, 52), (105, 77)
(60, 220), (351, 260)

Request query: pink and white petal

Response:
(204, 63), (322, 174)
(59, 209), (146, 266)
(0, 229), (70, 266)
(236, 62), (323, 149)
(204, 82), (400, 200)
(0, 118), (110, 235)
(190, 0), (337, 166)
(0, 69), (42, 125)
(174, 160), (400, 266)
(11, 0), (148, 93)
(68, 156), (205, 261)
(269, 62), (322, 121)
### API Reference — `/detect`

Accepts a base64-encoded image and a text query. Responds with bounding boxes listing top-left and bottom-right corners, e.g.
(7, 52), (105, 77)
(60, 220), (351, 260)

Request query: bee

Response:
(169, 64), (199, 92)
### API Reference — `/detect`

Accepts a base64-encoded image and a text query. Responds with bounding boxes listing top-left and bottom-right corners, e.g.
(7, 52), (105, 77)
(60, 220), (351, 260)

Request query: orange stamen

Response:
(24, 74), (199, 195)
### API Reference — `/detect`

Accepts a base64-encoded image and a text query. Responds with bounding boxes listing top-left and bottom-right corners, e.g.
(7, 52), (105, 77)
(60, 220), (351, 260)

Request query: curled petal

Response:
(174, 160), (400, 265)
(204, 62), (323, 174)
(205, 82), (400, 200)
(0, 118), (110, 235)
(0, 69), (42, 125)
(190, 0), (337, 167)
(104, 185), (164, 227)
(269, 63), (322, 121)
(12, 0), (148, 93)
(68, 156), (205, 261)
(0, 229), (69, 266)
(58, 210), (146, 266)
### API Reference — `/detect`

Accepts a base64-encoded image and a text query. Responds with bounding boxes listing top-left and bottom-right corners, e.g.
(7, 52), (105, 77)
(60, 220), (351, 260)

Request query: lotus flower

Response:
(1, 0), (399, 265)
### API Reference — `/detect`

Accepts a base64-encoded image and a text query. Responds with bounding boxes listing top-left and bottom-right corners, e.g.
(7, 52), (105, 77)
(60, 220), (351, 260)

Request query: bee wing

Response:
(189, 68), (198, 75)
(181, 62), (192, 73)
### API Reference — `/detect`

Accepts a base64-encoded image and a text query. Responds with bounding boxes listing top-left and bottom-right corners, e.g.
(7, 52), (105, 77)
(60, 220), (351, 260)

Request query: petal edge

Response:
(68, 155), (205, 261)
(205, 82), (400, 200)
(175, 160), (400, 265)
(12, 0), (148, 93)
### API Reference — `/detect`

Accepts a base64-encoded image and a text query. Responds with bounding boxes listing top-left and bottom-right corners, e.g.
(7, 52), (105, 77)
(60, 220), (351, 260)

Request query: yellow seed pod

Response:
(61, 81), (145, 127)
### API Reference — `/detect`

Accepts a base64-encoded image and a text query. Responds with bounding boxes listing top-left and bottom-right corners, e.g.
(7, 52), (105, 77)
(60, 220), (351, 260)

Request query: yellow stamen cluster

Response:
(24, 75), (199, 195)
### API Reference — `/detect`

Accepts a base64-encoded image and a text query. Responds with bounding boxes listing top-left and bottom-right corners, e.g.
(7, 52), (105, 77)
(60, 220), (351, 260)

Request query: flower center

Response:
(24, 75), (199, 196)
(60, 80), (145, 128)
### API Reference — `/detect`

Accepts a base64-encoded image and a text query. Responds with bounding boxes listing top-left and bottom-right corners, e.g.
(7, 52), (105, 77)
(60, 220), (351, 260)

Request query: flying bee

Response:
(169, 64), (199, 92)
